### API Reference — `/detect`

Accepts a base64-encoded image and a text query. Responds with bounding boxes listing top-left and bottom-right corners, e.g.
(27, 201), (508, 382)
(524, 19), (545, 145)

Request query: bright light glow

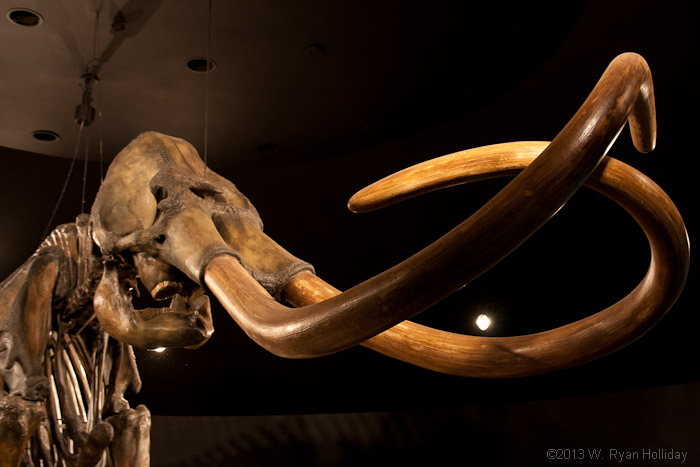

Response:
(150, 347), (166, 353)
(476, 314), (491, 331)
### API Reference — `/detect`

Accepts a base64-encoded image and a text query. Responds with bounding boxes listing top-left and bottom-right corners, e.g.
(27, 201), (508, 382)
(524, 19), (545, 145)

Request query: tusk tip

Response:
(348, 185), (390, 213)
(347, 193), (370, 213)
(346, 199), (361, 213)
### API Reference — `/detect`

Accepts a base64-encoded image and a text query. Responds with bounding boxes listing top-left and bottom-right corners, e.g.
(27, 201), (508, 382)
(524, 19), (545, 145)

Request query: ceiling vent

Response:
(6, 8), (43, 27)
(186, 57), (216, 73)
(32, 130), (60, 142)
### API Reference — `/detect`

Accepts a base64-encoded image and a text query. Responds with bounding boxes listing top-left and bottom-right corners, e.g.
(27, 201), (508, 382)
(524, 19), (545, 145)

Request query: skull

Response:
(90, 132), (312, 349)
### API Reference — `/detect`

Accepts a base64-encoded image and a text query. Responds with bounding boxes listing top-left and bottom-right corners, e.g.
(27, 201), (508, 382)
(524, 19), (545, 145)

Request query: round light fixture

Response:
(32, 130), (60, 142)
(7, 8), (43, 27)
(186, 57), (216, 73)
(305, 43), (327, 60)
(257, 144), (279, 156)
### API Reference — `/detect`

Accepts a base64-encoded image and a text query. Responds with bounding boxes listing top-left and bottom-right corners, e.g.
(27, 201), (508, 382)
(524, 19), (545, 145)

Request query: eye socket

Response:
(190, 188), (207, 199)
(190, 186), (219, 200)
(152, 186), (168, 203)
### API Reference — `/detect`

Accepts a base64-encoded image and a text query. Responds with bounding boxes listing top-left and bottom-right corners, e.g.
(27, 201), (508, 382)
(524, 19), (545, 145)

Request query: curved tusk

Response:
(204, 52), (667, 360)
(284, 146), (690, 376)
(348, 141), (550, 213)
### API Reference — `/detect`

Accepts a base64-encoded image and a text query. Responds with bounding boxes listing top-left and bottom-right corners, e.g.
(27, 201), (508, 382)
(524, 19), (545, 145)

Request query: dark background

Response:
(0, 0), (697, 465)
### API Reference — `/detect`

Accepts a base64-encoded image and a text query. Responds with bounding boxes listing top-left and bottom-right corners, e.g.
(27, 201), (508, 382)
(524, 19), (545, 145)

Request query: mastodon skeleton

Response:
(0, 53), (689, 466)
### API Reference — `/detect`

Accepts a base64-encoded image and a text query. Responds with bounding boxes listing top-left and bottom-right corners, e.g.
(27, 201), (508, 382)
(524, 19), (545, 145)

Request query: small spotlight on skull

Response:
(476, 314), (491, 331)
(150, 347), (166, 353)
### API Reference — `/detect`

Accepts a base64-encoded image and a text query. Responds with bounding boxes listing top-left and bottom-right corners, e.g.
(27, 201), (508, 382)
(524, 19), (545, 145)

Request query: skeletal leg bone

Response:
(0, 250), (60, 401)
(73, 422), (114, 467)
(106, 341), (142, 414)
(107, 405), (151, 467)
(0, 394), (43, 467)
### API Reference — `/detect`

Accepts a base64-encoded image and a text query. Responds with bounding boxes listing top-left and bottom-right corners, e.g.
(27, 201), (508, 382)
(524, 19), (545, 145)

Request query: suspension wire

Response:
(40, 121), (86, 244)
(97, 82), (104, 182)
(92, 2), (101, 58)
(81, 132), (90, 214)
(92, 1), (105, 182)
(39, 2), (103, 243)
(203, 0), (212, 168)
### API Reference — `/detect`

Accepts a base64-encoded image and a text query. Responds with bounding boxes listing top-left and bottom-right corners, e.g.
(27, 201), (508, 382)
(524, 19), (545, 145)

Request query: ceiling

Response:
(0, 0), (697, 419)
(0, 0), (588, 167)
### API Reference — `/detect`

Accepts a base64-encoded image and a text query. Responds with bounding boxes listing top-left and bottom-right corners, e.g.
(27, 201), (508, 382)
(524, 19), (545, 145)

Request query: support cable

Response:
(39, 122), (85, 244)
(203, 0), (212, 168)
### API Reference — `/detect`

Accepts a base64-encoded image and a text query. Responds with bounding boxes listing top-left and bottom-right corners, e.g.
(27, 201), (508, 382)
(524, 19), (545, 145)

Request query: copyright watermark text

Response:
(546, 448), (688, 463)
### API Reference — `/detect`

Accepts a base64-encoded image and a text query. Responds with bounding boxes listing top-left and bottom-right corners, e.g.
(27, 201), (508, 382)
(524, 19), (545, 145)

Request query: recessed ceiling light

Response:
(32, 130), (60, 142)
(257, 144), (279, 155)
(186, 57), (216, 73)
(7, 8), (43, 27)
(305, 43), (327, 59)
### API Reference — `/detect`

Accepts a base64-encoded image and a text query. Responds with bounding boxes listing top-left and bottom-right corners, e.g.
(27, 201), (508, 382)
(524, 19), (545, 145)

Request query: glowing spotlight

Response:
(476, 314), (491, 331)
(150, 347), (166, 353)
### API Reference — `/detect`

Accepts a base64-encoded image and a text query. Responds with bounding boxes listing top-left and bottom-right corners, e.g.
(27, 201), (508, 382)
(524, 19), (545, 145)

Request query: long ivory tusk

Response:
(283, 146), (690, 376)
(204, 53), (681, 364)
(348, 141), (550, 213)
